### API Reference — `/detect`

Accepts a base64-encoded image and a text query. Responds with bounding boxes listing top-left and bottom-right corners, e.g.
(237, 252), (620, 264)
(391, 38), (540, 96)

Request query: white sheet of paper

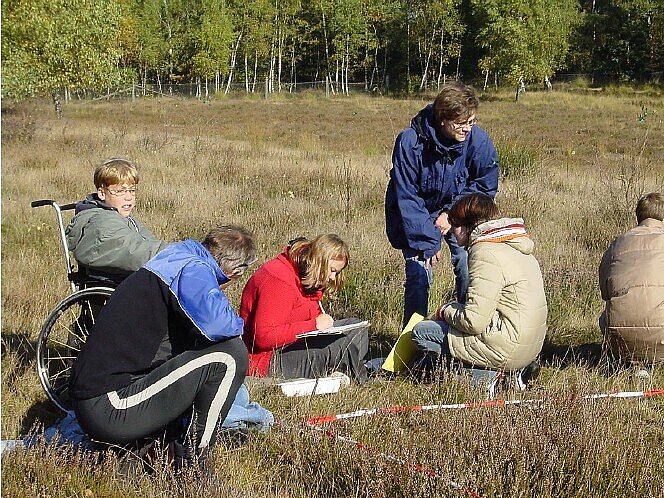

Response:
(296, 320), (370, 339)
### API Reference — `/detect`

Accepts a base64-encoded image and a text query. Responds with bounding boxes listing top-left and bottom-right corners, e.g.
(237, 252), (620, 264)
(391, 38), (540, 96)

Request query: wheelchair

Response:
(31, 199), (116, 413)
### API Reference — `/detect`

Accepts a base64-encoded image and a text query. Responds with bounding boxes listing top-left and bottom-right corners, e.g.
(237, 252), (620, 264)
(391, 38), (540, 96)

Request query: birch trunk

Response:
(225, 33), (242, 94)
(252, 50), (258, 93)
(245, 53), (250, 93)
(291, 43), (296, 92)
(268, 12), (278, 93)
(277, 22), (283, 92)
(437, 30), (445, 89)
(419, 32), (434, 91)
(321, 2), (333, 94)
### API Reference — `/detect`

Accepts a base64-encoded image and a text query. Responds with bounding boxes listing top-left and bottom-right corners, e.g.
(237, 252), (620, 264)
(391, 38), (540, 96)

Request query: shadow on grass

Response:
(540, 339), (606, 370)
(21, 400), (64, 436)
(1, 333), (39, 398)
(1, 332), (37, 368)
(367, 330), (399, 361)
(1, 332), (64, 434)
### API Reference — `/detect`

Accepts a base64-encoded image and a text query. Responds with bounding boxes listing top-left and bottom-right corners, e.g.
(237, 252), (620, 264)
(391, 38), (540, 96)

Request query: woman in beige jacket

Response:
(411, 194), (548, 381)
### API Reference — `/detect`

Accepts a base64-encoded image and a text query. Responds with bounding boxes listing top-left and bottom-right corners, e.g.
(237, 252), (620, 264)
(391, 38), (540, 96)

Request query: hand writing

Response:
(316, 313), (334, 330)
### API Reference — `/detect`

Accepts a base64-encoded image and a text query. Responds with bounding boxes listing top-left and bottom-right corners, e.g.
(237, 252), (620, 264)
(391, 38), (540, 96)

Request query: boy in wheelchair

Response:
(63, 157), (168, 357)
(65, 157), (168, 288)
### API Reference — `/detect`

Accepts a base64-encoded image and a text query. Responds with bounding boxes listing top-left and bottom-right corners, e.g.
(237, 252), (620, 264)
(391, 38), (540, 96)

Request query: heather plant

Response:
(2, 91), (663, 497)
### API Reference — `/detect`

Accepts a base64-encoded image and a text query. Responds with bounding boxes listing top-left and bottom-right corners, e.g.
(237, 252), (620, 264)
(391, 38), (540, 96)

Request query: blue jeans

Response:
(410, 320), (451, 357)
(402, 233), (468, 326)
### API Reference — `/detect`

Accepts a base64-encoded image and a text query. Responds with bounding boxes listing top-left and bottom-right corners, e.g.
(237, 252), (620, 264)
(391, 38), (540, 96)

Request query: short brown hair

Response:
(448, 194), (500, 230)
(433, 82), (479, 124)
(636, 192), (664, 223)
(202, 225), (257, 276)
(288, 234), (349, 295)
(94, 158), (139, 189)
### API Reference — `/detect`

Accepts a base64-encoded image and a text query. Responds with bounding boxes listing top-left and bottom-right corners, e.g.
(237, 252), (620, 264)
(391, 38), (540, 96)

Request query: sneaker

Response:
(486, 371), (506, 399)
(515, 361), (541, 391)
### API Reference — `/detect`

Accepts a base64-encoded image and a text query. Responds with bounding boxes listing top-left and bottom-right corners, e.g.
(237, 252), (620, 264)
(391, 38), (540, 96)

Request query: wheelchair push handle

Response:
(31, 199), (78, 211)
(31, 198), (79, 293)
(31, 199), (55, 208)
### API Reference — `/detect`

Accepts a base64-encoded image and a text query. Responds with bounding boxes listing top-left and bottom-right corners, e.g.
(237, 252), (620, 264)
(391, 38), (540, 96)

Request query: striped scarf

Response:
(471, 218), (529, 245)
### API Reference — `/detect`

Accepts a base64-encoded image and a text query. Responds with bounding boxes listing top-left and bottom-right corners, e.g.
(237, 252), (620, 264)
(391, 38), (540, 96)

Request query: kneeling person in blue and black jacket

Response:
(69, 225), (258, 470)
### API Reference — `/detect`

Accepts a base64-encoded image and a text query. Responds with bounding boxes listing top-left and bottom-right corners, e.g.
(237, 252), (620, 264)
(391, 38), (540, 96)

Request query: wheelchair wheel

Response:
(36, 287), (113, 413)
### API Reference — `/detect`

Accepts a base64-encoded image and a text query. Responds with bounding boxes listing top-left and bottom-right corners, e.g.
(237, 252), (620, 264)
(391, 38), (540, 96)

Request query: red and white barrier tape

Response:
(304, 388), (664, 426)
(296, 388), (663, 497)
(309, 425), (482, 498)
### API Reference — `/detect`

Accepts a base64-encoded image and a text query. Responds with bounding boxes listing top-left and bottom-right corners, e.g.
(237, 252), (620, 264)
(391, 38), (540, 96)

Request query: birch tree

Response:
(410, 0), (464, 91)
(472, 0), (579, 98)
(2, 0), (124, 116)
(361, 0), (404, 90)
(191, 0), (234, 97)
(129, 0), (168, 92)
(330, 0), (365, 94)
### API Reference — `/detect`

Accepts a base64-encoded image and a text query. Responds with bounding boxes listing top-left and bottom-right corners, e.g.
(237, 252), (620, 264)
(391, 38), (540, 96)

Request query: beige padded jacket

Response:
(599, 218), (664, 363)
(442, 218), (548, 370)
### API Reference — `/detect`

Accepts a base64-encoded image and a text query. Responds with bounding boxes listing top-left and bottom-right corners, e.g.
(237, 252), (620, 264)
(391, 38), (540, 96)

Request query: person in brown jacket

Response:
(599, 192), (664, 366)
(410, 194), (547, 388)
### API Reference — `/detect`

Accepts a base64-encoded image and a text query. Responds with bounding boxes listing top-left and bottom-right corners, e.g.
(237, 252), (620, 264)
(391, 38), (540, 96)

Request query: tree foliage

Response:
(567, 0), (664, 80)
(2, 0), (124, 106)
(472, 0), (580, 85)
(1, 0), (661, 105)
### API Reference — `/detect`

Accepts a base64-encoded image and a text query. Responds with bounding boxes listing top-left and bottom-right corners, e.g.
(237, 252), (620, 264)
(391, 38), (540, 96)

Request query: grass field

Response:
(2, 88), (664, 497)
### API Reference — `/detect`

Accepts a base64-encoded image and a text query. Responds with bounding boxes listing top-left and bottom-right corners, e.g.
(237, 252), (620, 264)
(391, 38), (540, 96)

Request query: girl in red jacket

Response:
(240, 234), (369, 383)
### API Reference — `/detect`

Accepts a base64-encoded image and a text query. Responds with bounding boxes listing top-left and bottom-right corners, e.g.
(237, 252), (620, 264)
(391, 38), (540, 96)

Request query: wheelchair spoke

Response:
(46, 337), (73, 350)
(50, 366), (72, 382)
(52, 382), (70, 395)
(47, 353), (77, 361)
(68, 325), (89, 344)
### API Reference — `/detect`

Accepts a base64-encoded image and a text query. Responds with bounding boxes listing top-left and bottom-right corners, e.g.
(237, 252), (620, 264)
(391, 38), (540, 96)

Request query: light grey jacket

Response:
(599, 218), (664, 363)
(443, 218), (548, 370)
(65, 194), (168, 281)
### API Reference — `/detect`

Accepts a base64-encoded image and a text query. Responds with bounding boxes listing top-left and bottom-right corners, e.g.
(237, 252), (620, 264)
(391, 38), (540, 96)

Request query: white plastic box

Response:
(278, 373), (351, 397)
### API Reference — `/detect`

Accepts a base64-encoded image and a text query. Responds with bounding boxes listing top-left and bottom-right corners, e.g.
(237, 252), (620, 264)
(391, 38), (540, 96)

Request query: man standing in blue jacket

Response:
(385, 82), (499, 326)
(69, 225), (257, 471)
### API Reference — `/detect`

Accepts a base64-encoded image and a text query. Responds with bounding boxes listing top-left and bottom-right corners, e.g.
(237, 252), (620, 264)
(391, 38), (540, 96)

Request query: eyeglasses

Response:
(448, 117), (477, 130)
(233, 256), (259, 276)
(104, 186), (138, 196)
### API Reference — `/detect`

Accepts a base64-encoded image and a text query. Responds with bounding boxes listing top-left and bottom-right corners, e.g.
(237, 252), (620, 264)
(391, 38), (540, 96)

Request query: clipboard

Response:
(381, 313), (424, 373)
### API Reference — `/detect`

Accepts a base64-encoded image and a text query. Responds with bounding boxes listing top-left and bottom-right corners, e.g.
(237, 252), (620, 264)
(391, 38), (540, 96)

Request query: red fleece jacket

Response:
(240, 250), (322, 376)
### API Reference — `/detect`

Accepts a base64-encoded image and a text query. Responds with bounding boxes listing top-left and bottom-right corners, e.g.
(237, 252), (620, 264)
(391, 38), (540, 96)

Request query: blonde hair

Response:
(288, 234), (349, 295)
(94, 157), (139, 189)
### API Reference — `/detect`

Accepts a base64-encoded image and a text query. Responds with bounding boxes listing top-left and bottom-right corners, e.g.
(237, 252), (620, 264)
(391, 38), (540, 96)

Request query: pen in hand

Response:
(316, 301), (334, 329)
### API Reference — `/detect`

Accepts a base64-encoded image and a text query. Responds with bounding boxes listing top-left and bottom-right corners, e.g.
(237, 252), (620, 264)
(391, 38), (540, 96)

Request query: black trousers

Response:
(269, 318), (369, 383)
(74, 337), (247, 453)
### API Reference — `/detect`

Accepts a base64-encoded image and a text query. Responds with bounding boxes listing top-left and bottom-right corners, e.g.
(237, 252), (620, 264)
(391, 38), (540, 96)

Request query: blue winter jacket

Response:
(385, 104), (499, 258)
(144, 239), (244, 342)
(70, 239), (246, 399)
